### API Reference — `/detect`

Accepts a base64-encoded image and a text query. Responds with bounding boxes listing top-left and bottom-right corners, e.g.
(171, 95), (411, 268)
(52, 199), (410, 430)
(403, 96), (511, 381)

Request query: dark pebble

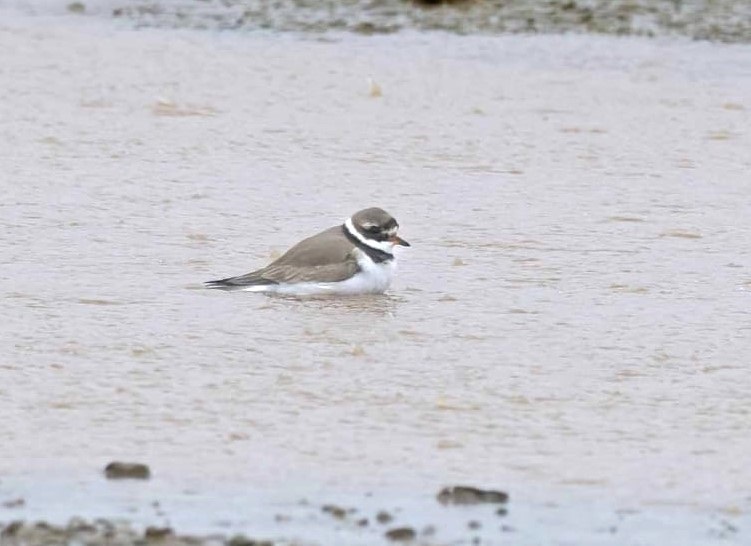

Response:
(496, 507), (508, 517)
(144, 526), (173, 540)
(356, 518), (369, 527)
(227, 535), (273, 546)
(67, 2), (85, 13)
(1, 498), (25, 509)
(437, 486), (509, 505)
(104, 462), (151, 480)
(321, 504), (347, 519)
(468, 520), (482, 530)
(421, 525), (436, 536)
(414, 0), (471, 5)
(67, 518), (97, 533)
(385, 527), (416, 541)
(1, 521), (23, 537)
(376, 510), (393, 524)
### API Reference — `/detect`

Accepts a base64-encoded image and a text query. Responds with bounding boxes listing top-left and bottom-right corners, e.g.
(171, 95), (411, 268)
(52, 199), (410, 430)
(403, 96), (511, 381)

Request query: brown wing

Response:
(205, 254), (359, 289)
(255, 258), (360, 284)
(269, 226), (355, 268)
(205, 226), (360, 290)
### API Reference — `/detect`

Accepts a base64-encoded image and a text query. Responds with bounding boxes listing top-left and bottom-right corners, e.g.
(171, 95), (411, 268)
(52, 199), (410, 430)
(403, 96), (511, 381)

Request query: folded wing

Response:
(205, 226), (360, 291)
(205, 259), (359, 290)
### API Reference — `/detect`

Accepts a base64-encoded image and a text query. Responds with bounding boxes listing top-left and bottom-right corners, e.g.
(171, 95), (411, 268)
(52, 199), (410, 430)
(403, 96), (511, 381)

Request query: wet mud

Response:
(100, 0), (751, 43)
(0, 486), (511, 546)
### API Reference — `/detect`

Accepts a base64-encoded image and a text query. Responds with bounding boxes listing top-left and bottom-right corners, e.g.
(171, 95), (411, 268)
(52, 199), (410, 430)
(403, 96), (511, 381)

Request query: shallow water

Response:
(1, 9), (751, 545)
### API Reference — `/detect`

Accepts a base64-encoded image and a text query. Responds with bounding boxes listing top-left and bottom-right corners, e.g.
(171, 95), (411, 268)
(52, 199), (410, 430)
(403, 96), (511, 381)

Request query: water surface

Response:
(1, 11), (750, 544)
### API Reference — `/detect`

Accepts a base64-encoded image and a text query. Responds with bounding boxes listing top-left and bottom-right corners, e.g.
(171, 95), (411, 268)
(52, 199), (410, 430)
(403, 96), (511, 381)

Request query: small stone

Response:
(496, 507), (508, 517)
(145, 526), (173, 540)
(1, 521), (23, 537)
(67, 2), (85, 13)
(376, 510), (393, 524)
(468, 520), (481, 530)
(436, 439), (463, 449)
(356, 518), (369, 527)
(227, 535), (272, 546)
(1, 498), (25, 508)
(321, 504), (347, 519)
(385, 527), (416, 541)
(104, 462), (151, 480)
(421, 525), (436, 536)
(354, 22), (379, 35)
(437, 486), (509, 505)
(368, 78), (382, 98)
(67, 517), (96, 533)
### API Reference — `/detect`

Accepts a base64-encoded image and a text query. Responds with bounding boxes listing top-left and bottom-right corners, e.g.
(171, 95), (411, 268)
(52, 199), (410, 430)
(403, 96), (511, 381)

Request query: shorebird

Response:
(205, 207), (409, 295)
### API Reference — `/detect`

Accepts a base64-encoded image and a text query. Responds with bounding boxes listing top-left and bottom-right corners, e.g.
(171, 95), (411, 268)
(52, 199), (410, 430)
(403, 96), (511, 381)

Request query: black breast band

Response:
(342, 225), (394, 263)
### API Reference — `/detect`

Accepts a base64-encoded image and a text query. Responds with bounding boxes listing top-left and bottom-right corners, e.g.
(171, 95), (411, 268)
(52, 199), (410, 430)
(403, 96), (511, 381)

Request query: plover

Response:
(205, 207), (409, 295)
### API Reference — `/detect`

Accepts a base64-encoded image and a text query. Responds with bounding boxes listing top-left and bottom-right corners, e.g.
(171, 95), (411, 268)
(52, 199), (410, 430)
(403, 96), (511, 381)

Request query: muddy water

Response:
(1, 9), (751, 545)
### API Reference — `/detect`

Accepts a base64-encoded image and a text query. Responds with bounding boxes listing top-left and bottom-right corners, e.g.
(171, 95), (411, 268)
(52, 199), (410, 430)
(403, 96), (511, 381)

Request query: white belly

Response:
(242, 250), (396, 296)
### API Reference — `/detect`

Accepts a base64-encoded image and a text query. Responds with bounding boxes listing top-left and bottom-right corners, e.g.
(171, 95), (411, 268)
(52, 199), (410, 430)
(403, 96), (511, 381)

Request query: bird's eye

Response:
(365, 225), (380, 234)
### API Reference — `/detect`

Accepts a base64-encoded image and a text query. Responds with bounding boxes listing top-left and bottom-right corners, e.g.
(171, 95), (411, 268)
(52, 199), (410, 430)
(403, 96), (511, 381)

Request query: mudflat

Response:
(1, 5), (750, 545)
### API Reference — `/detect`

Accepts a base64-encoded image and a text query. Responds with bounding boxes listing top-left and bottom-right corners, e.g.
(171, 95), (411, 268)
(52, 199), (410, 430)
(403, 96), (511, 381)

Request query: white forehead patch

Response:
(345, 218), (396, 254)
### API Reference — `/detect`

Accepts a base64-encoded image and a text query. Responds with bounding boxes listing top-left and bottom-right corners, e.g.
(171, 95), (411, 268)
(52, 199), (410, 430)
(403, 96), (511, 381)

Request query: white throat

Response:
(344, 217), (395, 255)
